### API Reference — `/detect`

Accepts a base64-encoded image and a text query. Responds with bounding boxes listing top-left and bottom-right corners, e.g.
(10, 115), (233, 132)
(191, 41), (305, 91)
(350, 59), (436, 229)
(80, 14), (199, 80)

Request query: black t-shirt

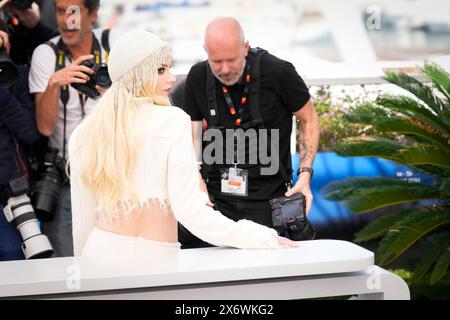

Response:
(183, 50), (310, 200)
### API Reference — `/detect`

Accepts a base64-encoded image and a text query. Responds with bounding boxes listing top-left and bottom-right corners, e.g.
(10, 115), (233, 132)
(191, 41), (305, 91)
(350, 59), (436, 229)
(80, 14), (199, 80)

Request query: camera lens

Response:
(31, 167), (62, 222)
(94, 64), (112, 88)
(4, 192), (53, 259)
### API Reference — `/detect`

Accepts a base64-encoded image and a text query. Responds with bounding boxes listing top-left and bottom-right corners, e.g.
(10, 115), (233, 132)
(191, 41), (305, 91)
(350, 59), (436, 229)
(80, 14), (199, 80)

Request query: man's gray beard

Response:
(211, 58), (246, 86)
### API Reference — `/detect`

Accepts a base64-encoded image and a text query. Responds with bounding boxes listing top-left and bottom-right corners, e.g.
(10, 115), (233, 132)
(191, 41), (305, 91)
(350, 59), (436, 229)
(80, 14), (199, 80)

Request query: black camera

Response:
(71, 59), (111, 99)
(10, 0), (33, 11)
(270, 192), (316, 241)
(2, 176), (53, 259)
(30, 148), (66, 222)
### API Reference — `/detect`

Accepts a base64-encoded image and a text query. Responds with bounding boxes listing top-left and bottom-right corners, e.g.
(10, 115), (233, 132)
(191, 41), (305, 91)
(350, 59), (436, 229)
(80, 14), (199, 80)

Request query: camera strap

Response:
(204, 48), (265, 182)
(45, 29), (110, 159)
(204, 48), (293, 187)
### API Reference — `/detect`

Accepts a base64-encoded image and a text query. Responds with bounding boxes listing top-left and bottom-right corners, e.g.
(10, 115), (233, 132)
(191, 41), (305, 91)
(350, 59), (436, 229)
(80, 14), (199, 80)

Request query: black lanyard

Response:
(78, 94), (88, 118)
(221, 63), (251, 127)
(55, 33), (102, 159)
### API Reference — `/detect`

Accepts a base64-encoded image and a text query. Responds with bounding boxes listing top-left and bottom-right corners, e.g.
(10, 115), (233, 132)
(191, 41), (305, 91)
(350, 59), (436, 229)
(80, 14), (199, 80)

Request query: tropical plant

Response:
(309, 85), (374, 151)
(309, 85), (406, 151)
(321, 61), (450, 298)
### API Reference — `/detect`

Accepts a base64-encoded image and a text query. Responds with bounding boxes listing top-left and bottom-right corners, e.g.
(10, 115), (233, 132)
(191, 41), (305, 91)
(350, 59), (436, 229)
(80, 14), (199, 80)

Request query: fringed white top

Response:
(68, 104), (280, 256)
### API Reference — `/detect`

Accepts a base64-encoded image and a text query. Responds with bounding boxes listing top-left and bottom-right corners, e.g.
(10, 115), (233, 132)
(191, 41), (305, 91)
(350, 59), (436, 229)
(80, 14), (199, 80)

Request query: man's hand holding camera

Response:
(285, 172), (313, 215)
(49, 54), (94, 88)
(48, 54), (111, 99)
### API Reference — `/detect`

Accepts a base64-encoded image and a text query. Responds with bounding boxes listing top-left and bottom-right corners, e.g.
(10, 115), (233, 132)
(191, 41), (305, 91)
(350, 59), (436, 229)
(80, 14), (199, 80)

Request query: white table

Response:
(0, 240), (410, 300)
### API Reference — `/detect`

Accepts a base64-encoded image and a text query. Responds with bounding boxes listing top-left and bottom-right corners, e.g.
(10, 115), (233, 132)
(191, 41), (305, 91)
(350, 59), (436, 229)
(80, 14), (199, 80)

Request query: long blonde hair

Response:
(70, 45), (172, 218)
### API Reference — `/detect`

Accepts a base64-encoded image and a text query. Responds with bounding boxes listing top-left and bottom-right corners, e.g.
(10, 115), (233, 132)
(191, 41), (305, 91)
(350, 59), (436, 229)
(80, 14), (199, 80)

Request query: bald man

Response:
(180, 17), (320, 248)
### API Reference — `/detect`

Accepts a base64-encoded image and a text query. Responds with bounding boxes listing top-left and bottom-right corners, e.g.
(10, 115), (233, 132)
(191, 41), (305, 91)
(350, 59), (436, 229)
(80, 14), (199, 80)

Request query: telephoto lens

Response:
(3, 177), (53, 259)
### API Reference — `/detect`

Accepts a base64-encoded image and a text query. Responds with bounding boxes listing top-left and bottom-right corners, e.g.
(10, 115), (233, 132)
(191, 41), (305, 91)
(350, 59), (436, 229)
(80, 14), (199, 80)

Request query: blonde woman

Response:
(68, 30), (298, 256)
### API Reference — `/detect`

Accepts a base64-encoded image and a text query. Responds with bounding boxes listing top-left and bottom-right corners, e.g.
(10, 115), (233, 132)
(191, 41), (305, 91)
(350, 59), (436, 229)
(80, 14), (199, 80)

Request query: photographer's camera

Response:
(31, 148), (66, 222)
(270, 193), (316, 241)
(71, 59), (111, 99)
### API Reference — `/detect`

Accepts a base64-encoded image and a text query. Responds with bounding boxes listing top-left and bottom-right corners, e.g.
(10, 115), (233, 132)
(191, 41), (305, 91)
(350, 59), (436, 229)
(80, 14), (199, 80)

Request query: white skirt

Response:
(81, 227), (181, 257)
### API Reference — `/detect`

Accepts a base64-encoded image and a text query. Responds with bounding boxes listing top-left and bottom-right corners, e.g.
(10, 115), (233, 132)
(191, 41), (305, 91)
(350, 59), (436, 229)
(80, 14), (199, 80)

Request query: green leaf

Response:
(431, 249), (450, 285)
(322, 177), (397, 201)
(421, 61), (450, 103)
(409, 270), (450, 299)
(384, 71), (446, 116)
(333, 137), (404, 162)
(440, 177), (450, 196)
(376, 119), (450, 152)
(322, 177), (441, 212)
(343, 103), (391, 125)
(376, 208), (450, 265)
(400, 145), (450, 169)
(354, 211), (407, 243)
(377, 95), (450, 136)
(412, 232), (449, 283)
(412, 165), (450, 180)
(345, 187), (441, 213)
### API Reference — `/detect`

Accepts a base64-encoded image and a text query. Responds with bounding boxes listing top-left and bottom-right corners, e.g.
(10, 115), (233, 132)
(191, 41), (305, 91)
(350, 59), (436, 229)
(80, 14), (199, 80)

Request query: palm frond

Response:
(343, 103), (391, 125)
(376, 118), (450, 152)
(376, 207), (450, 265)
(412, 232), (449, 283)
(384, 71), (446, 116)
(411, 165), (450, 180)
(354, 210), (410, 243)
(377, 95), (450, 135)
(408, 271), (450, 299)
(333, 137), (404, 162)
(322, 177), (399, 201)
(421, 61), (450, 103)
(431, 248), (450, 285)
(345, 187), (441, 213)
(400, 145), (450, 169)
(440, 177), (450, 197)
(322, 177), (441, 212)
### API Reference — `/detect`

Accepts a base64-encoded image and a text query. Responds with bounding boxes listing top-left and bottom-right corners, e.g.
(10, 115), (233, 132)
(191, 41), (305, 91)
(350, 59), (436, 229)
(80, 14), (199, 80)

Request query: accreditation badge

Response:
(221, 167), (249, 197)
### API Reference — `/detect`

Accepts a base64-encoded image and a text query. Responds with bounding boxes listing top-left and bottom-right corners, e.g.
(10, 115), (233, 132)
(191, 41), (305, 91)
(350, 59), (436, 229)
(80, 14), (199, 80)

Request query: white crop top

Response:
(68, 104), (280, 256)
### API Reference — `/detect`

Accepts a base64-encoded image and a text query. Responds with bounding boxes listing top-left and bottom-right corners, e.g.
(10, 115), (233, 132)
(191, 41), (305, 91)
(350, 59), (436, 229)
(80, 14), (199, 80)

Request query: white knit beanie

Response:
(108, 29), (167, 82)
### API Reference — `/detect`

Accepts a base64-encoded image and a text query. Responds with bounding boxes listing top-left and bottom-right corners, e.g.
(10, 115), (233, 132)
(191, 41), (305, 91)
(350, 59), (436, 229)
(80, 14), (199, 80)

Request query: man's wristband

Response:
(297, 167), (314, 179)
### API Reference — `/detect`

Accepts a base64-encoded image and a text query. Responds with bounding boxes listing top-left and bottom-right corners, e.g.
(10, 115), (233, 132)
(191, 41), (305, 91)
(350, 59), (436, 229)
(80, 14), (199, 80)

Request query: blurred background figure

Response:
(0, 0), (58, 65)
(0, 22), (45, 261)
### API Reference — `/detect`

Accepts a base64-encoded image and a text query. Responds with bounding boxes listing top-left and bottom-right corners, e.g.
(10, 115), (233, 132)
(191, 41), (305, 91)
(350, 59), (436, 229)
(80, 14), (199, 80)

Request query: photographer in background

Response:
(28, 0), (122, 257)
(0, 27), (43, 261)
(0, 0), (58, 65)
(181, 17), (320, 248)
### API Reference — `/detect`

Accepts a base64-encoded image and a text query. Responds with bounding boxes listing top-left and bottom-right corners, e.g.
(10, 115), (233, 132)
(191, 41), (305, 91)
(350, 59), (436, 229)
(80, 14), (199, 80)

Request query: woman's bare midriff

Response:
(94, 199), (178, 243)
